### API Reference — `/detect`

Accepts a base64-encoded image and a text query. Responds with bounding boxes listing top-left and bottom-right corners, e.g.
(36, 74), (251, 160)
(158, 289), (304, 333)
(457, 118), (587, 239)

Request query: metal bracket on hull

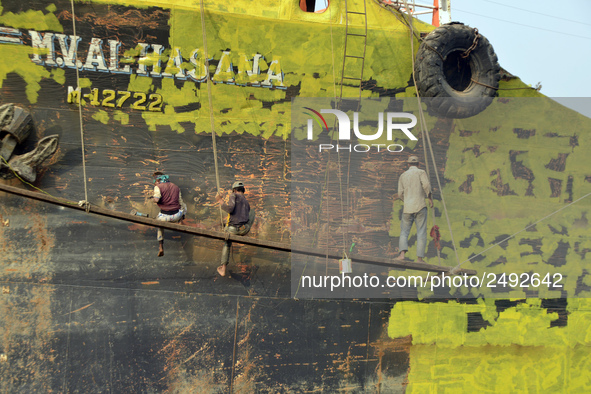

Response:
(0, 104), (59, 182)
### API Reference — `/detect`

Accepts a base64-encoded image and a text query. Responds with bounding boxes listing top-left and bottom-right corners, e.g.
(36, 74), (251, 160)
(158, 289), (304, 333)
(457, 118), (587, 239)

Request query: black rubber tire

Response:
(414, 22), (501, 119)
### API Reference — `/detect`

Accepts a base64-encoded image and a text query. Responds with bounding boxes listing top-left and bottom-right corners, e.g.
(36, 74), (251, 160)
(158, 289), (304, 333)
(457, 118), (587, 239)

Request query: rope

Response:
(418, 107), (440, 264)
(470, 78), (541, 91)
(200, 0), (224, 228)
(404, 0), (461, 267)
(451, 191), (591, 274)
(294, 1), (342, 298)
(405, 1), (440, 266)
(70, 0), (89, 211)
(78, 200), (91, 213)
(0, 156), (80, 211)
(334, 0), (349, 260)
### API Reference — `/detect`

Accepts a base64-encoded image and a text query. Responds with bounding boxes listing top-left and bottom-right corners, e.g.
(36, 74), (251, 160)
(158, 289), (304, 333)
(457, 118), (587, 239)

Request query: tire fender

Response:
(414, 22), (501, 119)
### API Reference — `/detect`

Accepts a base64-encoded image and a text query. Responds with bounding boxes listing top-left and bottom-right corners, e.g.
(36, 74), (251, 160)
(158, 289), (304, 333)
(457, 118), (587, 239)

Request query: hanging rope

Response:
(200, 0), (224, 228)
(404, 0), (440, 265)
(294, 1), (341, 298)
(403, 0), (461, 267)
(70, 0), (89, 211)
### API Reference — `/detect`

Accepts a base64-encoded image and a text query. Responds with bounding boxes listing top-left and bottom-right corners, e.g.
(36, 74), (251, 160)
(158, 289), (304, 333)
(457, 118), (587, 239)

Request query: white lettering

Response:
(162, 47), (186, 79)
(352, 276), (363, 287)
(321, 109), (350, 140)
(353, 112), (383, 141)
(387, 113), (418, 141)
(387, 144), (404, 152)
(262, 59), (284, 87)
(369, 276), (380, 287)
(55, 34), (81, 68)
(0, 27), (23, 45)
(83, 38), (108, 72)
(187, 48), (207, 82)
(137, 43), (165, 77)
(21, 30), (284, 89)
(107, 39), (131, 74)
(353, 144), (370, 152)
(213, 50), (235, 83)
(248, 54), (263, 77)
(29, 30), (56, 66)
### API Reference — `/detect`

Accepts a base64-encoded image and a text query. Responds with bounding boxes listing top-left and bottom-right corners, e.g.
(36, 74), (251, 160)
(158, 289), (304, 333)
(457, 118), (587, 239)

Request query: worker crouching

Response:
(152, 171), (186, 257)
(215, 181), (253, 277)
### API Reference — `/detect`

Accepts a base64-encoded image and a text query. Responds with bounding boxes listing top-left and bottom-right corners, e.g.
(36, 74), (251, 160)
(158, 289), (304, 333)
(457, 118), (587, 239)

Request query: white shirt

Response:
(398, 166), (431, 214)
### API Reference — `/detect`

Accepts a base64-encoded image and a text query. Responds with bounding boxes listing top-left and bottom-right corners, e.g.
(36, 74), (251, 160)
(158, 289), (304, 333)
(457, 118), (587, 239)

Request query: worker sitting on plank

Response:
(215, 181), (253, 277)
(152, 171), (186, 257)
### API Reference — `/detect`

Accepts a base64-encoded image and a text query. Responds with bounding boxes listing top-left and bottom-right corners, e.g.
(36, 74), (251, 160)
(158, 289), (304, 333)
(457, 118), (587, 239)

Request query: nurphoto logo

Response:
(304, 107), (418, 153)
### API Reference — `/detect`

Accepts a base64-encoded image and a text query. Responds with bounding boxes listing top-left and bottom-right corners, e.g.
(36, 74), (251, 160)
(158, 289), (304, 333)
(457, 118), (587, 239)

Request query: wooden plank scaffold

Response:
(0, 182), (476, 275)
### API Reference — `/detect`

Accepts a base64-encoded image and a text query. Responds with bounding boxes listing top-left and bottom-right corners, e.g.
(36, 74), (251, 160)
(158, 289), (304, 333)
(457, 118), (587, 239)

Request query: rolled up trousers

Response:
(221, 224), (251, 265)
(156, 210), (185, 241)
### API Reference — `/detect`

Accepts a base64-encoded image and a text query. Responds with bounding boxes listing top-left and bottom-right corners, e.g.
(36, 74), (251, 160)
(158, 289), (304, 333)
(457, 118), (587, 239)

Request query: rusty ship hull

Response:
(1, 0), (591, 392)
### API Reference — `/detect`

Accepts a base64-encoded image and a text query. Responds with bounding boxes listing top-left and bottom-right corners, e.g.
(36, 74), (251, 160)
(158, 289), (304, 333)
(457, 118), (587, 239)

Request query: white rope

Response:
(200, 0), (224, 227)
(404, 0), (460, 266)
(295, 1), (348, 296)
(71, 0), (89, 208)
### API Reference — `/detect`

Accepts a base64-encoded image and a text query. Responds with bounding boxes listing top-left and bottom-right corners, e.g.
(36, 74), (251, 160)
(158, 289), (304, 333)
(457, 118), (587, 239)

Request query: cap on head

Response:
(232, 181), (245, 189)
(407, 156), (419, 164)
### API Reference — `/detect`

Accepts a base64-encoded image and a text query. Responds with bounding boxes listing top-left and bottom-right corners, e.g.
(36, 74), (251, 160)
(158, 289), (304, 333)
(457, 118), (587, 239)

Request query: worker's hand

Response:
(428, 199), (433, 208)
(215, 192), (224, 203)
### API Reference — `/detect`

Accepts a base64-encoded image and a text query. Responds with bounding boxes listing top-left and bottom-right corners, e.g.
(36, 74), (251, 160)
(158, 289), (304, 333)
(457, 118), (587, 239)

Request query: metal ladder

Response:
(339, 0), (368, 106)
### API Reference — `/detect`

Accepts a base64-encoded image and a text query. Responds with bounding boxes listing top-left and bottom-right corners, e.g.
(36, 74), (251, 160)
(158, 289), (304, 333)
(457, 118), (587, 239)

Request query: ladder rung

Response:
(345, 55), (364, 59)
(346, 33), (367, 37)
(342, 77), (362, 80)
(347, 11), (366, 15)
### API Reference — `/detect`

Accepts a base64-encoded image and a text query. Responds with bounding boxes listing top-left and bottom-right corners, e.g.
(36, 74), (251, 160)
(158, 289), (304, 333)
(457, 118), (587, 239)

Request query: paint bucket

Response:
(339, 258), (352, 274)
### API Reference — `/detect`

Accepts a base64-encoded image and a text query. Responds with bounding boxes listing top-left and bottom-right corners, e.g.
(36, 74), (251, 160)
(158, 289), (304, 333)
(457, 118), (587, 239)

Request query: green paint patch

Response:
(0, 45), (50, 104)
(79, 78), (93, 89)
(113, 111), (129, 125)
(92, 109), (110, 124)
(0, 7), (62, 31)
(407, 344), (590, 393)
(112, 5), (424, 140)
(0, 6), (66, 103)
(390, 299), (591, 392)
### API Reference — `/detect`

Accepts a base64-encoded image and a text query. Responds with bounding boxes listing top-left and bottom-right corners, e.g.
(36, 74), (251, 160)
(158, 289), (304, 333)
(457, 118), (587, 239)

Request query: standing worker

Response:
(152, 171), (186, 257)
(215, 181), (252, 277)
(395, 156), (433, 263)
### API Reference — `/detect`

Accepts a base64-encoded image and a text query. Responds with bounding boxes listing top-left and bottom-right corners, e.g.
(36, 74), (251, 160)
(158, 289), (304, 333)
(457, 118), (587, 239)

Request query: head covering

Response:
(407, 156), (419, 164)
(232, 181), (245, 189)
(153, 171), (170, 183)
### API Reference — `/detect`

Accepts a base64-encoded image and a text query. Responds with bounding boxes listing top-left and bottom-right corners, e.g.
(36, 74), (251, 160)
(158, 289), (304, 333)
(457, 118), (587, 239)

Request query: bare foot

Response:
(217, 265), (227, 277)
(157, 249), (164, 257)
(417, 258), (426, 263)
(394, 253), (406, 261)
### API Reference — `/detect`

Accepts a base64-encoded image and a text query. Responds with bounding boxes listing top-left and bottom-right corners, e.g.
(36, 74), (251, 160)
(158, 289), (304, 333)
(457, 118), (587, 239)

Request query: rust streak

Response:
(64, 303), (95, 315)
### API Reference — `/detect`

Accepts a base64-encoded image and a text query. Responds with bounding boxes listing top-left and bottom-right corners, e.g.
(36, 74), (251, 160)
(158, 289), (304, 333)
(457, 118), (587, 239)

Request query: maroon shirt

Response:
(155, 182), (181, 213)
